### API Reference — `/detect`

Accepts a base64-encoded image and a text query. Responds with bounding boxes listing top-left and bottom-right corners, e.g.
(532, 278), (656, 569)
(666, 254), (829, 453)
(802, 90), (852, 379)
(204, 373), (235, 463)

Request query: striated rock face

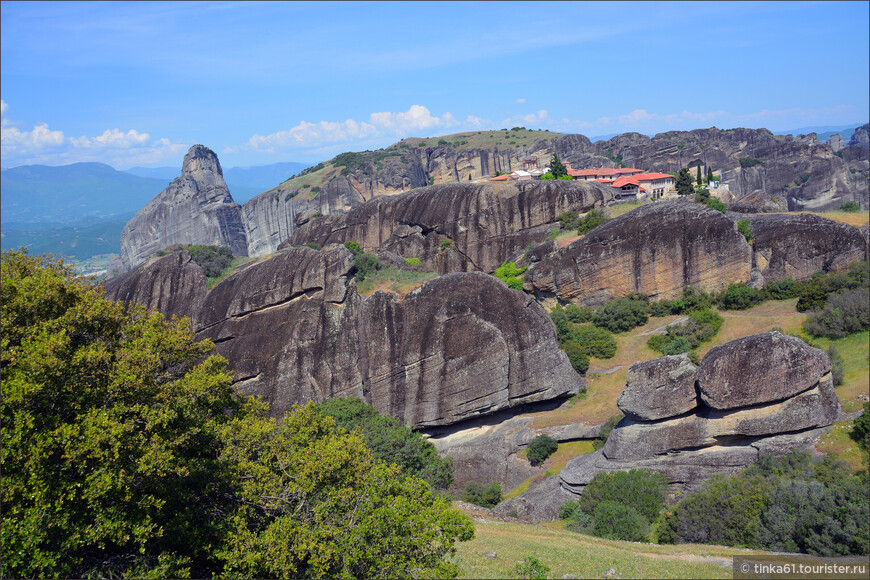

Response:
(109, 246), (584, 428)
(120, 145), (248, 269)
(495, 332), (842, 521)
(748, 213), (868, 284)
(525, 199), (753, 305)
(617, 354), (698, 421)
(104, 250), (208, 323)
(697, 332), (831, 410)
(285, 181), (615, 275)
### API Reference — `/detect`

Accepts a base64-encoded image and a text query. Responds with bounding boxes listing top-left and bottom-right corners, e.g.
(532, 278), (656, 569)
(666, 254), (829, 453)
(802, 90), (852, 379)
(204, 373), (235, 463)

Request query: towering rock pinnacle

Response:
(119, 145), (248, 270)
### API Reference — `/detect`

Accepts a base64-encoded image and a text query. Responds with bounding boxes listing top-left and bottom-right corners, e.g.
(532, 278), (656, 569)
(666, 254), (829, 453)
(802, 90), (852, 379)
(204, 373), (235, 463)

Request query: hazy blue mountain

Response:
(1, 213), (134, 260)
(124, 161), (311, 203)
(1, 163), (170, 224)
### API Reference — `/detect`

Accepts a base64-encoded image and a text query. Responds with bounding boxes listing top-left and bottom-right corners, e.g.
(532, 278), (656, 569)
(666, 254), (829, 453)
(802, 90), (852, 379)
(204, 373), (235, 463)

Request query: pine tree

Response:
(697, 165), (702, 184)
(550, 153), (568, 179)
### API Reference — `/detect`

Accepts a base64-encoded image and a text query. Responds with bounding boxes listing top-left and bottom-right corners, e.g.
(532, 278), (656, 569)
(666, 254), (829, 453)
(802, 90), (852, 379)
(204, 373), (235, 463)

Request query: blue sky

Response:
(2, 1), (868, 169)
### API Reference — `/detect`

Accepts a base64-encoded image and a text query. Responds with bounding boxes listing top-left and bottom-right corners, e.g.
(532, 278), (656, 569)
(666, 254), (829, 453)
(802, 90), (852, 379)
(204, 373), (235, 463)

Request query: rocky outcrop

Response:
(747, 213), (867, 283)
(119, 145), (248, 269)
(524, 199), (753, 305)
(104, 249), (208, 322)
(284, 181), (615, 274)
(109, 246), (584, 428)
(494, 332), (842, 521)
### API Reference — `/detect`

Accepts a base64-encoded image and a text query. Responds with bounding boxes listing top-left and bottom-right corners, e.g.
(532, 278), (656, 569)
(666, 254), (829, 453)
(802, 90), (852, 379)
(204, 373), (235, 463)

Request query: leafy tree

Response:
(344, 240), (363, 256)
(576, 209), (609, 235)
(558, 211), (578, 230)
(549, 308), (573, 343)
(187, 244), (234, 277)
(565, 303), (594, 323)
(558, 174), (573, 180)
(527, 435), (559, 465)
(592, 502), (649, 542)
(539, 172), (555, 180)
(593, 294), (651, 333)
(851, 402), (870, 451)
(354, 252), (381, 282)
(573, 325), (617, 359)
(314, 397), (454, 490)
(704, 197), (727, 213)
(494, 261), (527, 291)
(1, 250), (474, 579)
(695, 188), (711, 203)
(549, 153), (568, 179)
(803, 288), (870, 338)
(675, 168), (694, 196)
(563, 341), (590, 375)
(578, 469), (668, 524)
(840, 201), (861, 212)
(736, 218), (753, 241)
(459, 481), (502, 508)
(717, 283), (764, 310)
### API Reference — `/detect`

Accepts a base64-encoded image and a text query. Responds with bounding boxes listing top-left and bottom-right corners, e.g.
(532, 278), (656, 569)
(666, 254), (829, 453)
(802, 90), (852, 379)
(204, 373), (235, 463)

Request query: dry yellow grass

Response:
(503, 441), (596, 500)
(817, 420), (869, 473)
(798, 209), (869, 227)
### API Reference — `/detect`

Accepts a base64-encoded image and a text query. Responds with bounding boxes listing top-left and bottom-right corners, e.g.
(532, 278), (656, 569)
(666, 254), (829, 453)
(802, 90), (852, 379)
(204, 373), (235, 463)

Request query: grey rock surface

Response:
(697, 332), (831, 410)
(120, 145), (248, 269)
(617, 354), (699, 421)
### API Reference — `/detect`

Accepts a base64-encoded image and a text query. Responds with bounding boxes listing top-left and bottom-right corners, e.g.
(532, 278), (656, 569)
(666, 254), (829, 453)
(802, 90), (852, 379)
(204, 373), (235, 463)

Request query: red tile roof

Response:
(634, 172), (674, 181)
(489, 174), (510, 181)
(611, 176), (642, 188)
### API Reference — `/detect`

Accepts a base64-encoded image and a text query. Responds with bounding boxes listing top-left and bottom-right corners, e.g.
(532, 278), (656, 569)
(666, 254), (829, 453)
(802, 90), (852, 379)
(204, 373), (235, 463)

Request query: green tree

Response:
(526, 435), (559, 465)
(494, 261), (527, 291)
(696, 165), (702, 185)
(676, 168), (694, 196)
(563, 341), (590, 375)
(737, 219), (753, 242)
(839, 201), (861, 212)
(459, 481), (502, 508)
(549, 153), (568, 179)
(707, 167), (714, 183)
(576, 209), (609, 235)
(592, 502), (649, 542)
(314, 397), (454, 490)
(1, 250), (474, 579)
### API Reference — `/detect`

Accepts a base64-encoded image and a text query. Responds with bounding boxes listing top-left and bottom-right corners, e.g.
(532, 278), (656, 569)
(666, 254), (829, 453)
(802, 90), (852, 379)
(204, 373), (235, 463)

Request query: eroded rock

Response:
(617, 354), (698, 421)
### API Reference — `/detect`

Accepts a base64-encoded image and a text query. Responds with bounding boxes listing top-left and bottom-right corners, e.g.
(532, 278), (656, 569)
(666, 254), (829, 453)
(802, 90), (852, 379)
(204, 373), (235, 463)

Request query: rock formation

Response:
(119, 145), (248, 270)
(285, 180), (615, 274)
(107, 245), (584, 427)
(494, 333), (842, 521)
(524, 199), (753, 305)
(746, 213), (868, 283)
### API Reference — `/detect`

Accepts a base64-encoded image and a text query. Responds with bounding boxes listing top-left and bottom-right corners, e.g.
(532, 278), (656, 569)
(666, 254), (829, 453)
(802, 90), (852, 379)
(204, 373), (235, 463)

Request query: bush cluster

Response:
(593, 294), (651, 333)
(344, 240), (381, 282)
(526, 435), (558, 465)
(314, 397), (454, 490)
(494, 261), (527, 291)
(550, 305), (617, 375)
(560, 469), (668, 542)
(576, 209), (609, 235)
(659, 451), (869, 556)
(803, 288), (869, 338)
(647, 307), (723, 355)
(840, 200), (861, 212)
(459, 481), (502, 508)
(187, 244), (234, 277)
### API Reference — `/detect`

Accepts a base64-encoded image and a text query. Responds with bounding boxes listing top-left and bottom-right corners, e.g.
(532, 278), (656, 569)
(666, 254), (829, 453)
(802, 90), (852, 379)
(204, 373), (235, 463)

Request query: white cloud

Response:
(246, 105), (462, 151)
(500, 109), (550, 127)
(515, 98), (526, 104)
(0, 101), (186, 168)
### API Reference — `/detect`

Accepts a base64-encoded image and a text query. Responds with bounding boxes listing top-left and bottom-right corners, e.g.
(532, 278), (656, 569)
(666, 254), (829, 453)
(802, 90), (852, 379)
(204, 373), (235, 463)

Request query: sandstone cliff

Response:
(284, 181), (615, 274)
(119, 145), (248, 270)
(494, 333), (843, 521)
(107, 245), (584, 428)
(524, 199), (753, 304)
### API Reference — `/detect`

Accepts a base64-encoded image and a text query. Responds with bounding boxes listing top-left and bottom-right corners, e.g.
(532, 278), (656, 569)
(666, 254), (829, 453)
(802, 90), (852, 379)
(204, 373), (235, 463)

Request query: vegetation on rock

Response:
(0, 250), (473, 579)
(460, 481), (502, 509)
(494, 260), (527, 291)
(576, 209), (609, 235)
(526, 435), (559, 465)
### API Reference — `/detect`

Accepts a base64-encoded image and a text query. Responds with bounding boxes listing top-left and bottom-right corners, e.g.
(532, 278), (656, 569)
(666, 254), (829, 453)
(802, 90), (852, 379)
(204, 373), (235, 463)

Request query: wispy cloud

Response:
(243, 105), (461, 152)
(0, 100), (187, 168)
(515, 98), (526, 104)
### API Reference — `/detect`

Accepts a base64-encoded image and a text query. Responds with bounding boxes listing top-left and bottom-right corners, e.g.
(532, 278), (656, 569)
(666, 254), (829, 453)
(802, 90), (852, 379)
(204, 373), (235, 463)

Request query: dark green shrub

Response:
(439, 239), (452, 251)
(705, 197), (727, 214)
(354, 253), (380, 282)
(660, 336), (691, 355)
(315, 397), (454, 490)
(563, 341), (589, 375)
(739, 157), (764, 168)
(549, 309), (572, 343)
(187, 245), (234, 277)
(578, 469), (668, 524)
(737, 219), (753, 242)
(829, 346), (845, 386)
(513, 556), (550, 580)
(840, 201), (861, 212)
(851, 402), (869, 450)
(593, 295), (651, 333)
(573, 325), (617, 359)
(527, 435), (559, 465)
(796, 263), (867, 312)
(305, 242), (321, 250)
(717, 283), (764, 310)
(344, 240), (362, 256)
(558, 211), (578, 230)
(591, 413), (624, 450)
(577, 209), (608, 235)
(764, 278), (804, 300)
(565, 304), (594, 323)
(803, 288), (870, 338)
(460, 481), (502, 508)
(592, 502), (649, 542)
(560, 500), (594, 532)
